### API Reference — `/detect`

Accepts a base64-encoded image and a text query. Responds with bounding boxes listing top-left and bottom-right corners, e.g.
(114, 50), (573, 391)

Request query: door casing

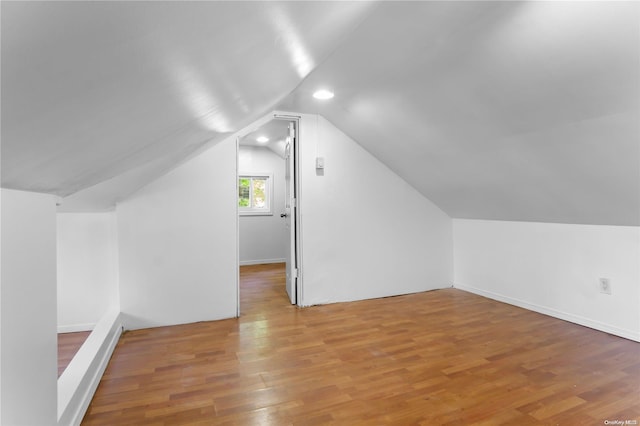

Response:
(235, 114), (302, 316)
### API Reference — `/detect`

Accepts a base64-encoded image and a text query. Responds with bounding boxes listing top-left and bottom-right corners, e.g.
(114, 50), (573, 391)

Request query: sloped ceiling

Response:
(239, 119), (290, 159)
(278, 1), (640, 226)
(2, 1), (639, 225)
(1, 1), (374, 196)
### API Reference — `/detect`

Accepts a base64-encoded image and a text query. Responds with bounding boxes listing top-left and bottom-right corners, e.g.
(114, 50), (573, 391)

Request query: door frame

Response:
(235, 113), (303, 316)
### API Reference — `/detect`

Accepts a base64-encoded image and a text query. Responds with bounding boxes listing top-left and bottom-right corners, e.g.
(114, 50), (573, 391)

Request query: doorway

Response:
(236, 116), (300, 314)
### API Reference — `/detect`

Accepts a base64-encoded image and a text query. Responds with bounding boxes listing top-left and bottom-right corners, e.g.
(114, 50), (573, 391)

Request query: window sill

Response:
(239, 211), (273, 217)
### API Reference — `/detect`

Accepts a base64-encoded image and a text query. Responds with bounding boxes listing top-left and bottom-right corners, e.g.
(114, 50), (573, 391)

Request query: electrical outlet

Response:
(599, 278), (612, 295)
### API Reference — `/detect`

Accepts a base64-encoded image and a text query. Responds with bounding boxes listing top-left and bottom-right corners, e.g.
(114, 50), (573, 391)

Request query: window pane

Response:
(252, 178), (266, 208)
(238, 178), (250, 207)
(238, 175), (271, 214)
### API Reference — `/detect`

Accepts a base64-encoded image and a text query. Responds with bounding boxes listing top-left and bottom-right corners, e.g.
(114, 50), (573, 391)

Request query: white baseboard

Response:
(58, 323), (95, 333)
(239, 258), (285, 266)
(58, 307), (123, 426)
(455, 283), (640, 343)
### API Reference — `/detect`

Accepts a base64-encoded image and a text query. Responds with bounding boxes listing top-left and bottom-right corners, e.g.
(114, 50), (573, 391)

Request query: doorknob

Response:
(280, 213), (287, 218)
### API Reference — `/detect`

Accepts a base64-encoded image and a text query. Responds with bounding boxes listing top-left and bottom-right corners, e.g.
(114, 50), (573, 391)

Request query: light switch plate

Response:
(599, 277), (612, 295)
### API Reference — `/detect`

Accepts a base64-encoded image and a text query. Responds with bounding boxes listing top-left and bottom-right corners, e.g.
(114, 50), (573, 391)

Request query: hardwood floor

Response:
(58, 330), (91, 377)
(83, 264), (640, 425)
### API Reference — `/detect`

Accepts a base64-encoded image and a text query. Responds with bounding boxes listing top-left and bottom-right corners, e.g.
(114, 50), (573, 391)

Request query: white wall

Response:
(1, 188), (58, 425)
(453, 219), (640, 341)
(117, 138), (238, 330)
(114, 111), (453, 327)
(238, 146), (287, 265)
(57, 212), (119, 332)
(297, 114), (453, 306)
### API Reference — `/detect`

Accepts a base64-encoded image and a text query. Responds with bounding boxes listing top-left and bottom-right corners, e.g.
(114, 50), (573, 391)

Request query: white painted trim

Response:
(57, 323), (95, 333)
(234, 111), (304, 310)
(455, 282), (640, 342)
(236, 136), (241, 318)
(239, 258), (286, 266)
(58, 307), (123, 426)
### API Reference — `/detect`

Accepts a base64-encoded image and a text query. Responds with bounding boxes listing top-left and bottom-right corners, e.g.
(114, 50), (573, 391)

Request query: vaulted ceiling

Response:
(1, 1), (375, 202)
(2, 1), (638, 225)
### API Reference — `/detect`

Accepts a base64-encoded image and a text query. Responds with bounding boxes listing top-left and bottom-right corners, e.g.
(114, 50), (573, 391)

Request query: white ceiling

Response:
(1, 1), (374, 197)
(239, 119), (291, 159)
(278, 1), (640, 225)
(2, 1), (639, 225)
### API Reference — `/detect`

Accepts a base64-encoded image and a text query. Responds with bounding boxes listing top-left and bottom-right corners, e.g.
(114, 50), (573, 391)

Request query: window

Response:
(238, 173), (273, 215)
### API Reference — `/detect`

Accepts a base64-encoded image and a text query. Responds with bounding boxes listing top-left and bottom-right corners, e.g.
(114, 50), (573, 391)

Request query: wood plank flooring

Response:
(83, 263), (640, 425)
(58, 330), (91, 377)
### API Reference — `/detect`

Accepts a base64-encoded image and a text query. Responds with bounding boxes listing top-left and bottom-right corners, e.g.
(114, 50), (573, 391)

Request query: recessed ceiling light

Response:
(256, 136), (269, 143)
(313, 89), (334, 100)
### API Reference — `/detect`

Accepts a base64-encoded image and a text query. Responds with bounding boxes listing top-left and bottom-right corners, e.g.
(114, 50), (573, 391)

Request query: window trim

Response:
(238, 172), (273, 216)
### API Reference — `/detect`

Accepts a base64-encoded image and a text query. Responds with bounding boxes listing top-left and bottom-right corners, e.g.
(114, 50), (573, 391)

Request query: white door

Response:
(283, 122), (297, 304)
